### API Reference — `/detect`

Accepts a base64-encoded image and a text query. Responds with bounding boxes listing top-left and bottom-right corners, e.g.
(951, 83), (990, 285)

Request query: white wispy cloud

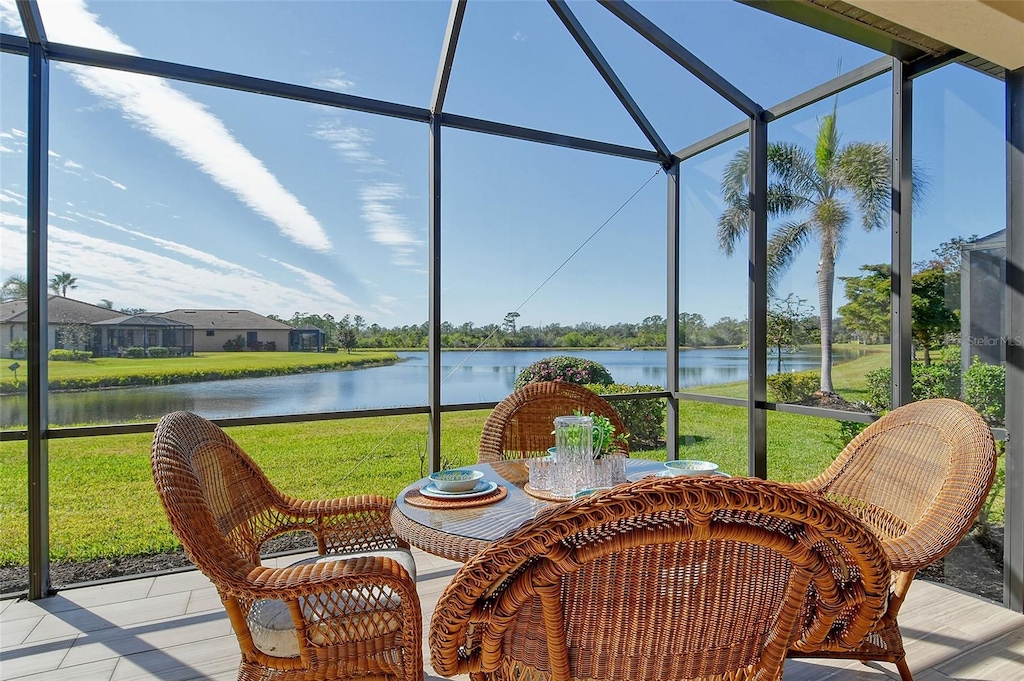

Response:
(513, 31), (527, 42)
(93, 172), (127, 190)
(0, 212), (360, 316)
(359, 183), (420, 266)
(64, 159), (83, 170)
(313, 70), (356, 92)
(0, 145), (16, 154)
(31, 0), (332, 253)
(0, 0), (23, 35)
(0, 193), (22, 206)
(314, 121), (381, 167)
(268, 258), (360, 310)
(48, 150), (61, 158)
(314, 121), (420, 267)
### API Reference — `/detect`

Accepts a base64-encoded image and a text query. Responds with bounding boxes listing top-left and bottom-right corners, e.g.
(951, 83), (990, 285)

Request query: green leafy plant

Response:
(767, 371), (819, 403)
(48, 349), (92, 361)
(864, 361), (961, 413)
(964, 357), (1005, 424)
(6, 338), (27, 358)
(574, 410), (629, 458)
(146, 347), (170, 358)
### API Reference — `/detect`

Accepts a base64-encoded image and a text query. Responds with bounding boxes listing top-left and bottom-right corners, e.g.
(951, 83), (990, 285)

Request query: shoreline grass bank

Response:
(0, 350), (401, 395)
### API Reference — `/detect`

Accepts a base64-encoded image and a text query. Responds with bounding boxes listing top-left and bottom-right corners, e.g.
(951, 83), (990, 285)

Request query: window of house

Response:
(206, 330), (215, 337)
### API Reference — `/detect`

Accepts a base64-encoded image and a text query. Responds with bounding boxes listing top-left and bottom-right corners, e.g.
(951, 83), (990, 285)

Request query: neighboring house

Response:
(92, 315), (195, 357)
(960, 229), (1006, 373)
(0, 296), (127, 358)
(159, 309), (292, 352)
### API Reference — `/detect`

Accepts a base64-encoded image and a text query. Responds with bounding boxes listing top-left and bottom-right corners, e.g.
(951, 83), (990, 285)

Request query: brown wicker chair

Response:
(789, 398), (997, 681)
(431, 476), (890, 681)
(478, 381), (629, 463)
(151, 411), (422, 681)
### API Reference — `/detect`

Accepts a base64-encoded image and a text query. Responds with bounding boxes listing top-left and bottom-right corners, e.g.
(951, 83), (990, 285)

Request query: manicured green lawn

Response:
(0, 350), (399, 393)
(0, 344), (1003, 567)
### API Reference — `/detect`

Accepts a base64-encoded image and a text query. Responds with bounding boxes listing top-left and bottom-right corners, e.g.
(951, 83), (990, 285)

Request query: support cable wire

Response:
(335, 166), (663, 484)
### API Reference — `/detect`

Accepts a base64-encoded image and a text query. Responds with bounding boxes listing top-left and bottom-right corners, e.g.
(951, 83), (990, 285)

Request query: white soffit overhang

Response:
(843, 0), (1024, 70)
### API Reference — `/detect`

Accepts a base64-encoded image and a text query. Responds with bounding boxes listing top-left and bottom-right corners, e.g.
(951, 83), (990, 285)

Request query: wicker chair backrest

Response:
(478, 381), (628, 463)
(802, 398), (996, 567)
(151, 411), (283, 577)
(431, 477), (890, 681)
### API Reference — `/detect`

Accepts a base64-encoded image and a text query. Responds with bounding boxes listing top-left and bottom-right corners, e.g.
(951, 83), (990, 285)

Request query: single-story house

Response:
(92, 315), (195, 357)
(0, 296), (129, 358)
(159, 309), (292, 352)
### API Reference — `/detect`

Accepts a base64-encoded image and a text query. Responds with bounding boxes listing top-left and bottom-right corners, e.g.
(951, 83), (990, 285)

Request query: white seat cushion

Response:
(247, 549), (416, 658)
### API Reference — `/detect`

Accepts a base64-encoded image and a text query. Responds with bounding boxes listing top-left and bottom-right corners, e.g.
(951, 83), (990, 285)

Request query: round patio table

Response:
(390, 458), (668, 562)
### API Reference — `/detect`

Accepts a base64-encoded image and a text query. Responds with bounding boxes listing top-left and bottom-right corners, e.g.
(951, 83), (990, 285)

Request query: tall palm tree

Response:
(718, 103), (920, 394)
(1, 274), (28, 301)
(48, 272), (78, 297)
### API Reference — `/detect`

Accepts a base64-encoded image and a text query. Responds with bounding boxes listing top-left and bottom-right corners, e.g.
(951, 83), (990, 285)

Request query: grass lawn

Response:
(0, 350), (400, 393)
(0, 343), (1004, 567)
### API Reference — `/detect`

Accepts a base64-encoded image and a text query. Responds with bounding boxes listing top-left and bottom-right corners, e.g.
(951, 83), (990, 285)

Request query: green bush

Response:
(146, 347), (170, 358)
(767, 371), (819, 403)
(223, 335), (246, 351)
(123, 347), (147, 359)
(964, 357), (1005, 424)
(586, 382), (665, 451)
(515, 355), (614, 390)
(864, 361), (961, 412)
(48, 349), (92, 361)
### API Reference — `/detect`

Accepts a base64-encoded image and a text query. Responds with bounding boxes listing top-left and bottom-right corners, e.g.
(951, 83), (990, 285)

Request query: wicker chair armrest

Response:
(274, 494), (405, 552)
(240, 554), (417, 602)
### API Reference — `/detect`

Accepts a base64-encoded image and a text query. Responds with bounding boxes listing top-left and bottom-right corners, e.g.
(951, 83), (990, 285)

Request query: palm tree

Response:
(1, 275), (28, 301)
(48, 272), (78, 297)
(718, 102), (922, 394)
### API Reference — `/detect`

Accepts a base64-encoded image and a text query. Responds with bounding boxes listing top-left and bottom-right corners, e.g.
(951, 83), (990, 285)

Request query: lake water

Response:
(1, 348), (863, 427)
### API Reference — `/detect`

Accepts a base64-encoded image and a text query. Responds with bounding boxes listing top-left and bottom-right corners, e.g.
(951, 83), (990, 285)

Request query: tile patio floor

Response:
(2, 548), (1023, 680)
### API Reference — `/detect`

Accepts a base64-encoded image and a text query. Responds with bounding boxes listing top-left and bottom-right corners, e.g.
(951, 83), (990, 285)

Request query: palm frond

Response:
(717, 205), (749, 256)
(766, 219), (814, 292)
(718, 148), (751, 256)
(767, 184), (812, 216)
(835, 141), (890, 231)
(767, 142), (819, 198)
(815, 110), (841, 178)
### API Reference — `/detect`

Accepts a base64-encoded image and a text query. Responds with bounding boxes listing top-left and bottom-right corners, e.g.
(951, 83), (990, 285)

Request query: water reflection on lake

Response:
(1, 347), (864, 427)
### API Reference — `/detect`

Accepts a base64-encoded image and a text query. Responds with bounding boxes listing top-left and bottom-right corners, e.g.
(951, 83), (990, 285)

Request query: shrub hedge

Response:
(767, 371), (819, 403)
(514, 355), (614, 389)
(586, 382), (665, 450)
(48, 349), (92, 361)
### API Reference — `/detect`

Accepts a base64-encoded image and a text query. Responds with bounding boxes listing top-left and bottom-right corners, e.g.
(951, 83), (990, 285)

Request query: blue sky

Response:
(0, 0), (1009, 330)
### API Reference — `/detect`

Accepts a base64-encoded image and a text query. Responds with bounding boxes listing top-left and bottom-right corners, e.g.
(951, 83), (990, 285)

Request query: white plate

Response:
(419, 480), (498, 499)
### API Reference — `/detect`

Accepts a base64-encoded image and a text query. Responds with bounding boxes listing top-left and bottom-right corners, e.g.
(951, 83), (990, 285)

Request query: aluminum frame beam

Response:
(427, 117), (443, 474)
(549, 0), (671, 163)
(26, 40), (50, 601)
(766, 57), (892, 121)
(15, 0), (46, 45)
(748, 112), (769, 479)
(599, 0), (759, 117)
(665, 161), (680, 459)
(432, 0), (466, 114)
(440, 112), (660, 163)
(1006, 66), (1024, 612)
(891, 59), (914, 409)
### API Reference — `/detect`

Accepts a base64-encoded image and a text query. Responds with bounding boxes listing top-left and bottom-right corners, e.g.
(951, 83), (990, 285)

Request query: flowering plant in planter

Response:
(576, 410), (628, 459)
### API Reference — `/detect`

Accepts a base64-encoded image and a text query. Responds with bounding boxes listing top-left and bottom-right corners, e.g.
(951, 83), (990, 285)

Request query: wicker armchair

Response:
(431, 476), (890, 681)
(790, 398), (997, 681)
(478, 381), (628, 463)
(150, 411), (422, 681)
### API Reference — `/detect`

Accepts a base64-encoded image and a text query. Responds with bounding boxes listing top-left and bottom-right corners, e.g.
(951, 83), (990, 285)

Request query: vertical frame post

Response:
(427, 117), (442, 474)
(26, 40), (50, 600)
(665, 161), (680, 460)
(748, 112), (768, 478)
(891, 59), (913, 408)
(1005, 66), (1024, 612)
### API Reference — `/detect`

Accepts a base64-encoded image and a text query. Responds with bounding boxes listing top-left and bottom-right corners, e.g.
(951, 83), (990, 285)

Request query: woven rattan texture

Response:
(151, 411), (422, 681)
(403, 485), (508, 509)
(478, 382), (629, 464)
(790, 398), (997, 681)
(430, 476), (891, 681)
